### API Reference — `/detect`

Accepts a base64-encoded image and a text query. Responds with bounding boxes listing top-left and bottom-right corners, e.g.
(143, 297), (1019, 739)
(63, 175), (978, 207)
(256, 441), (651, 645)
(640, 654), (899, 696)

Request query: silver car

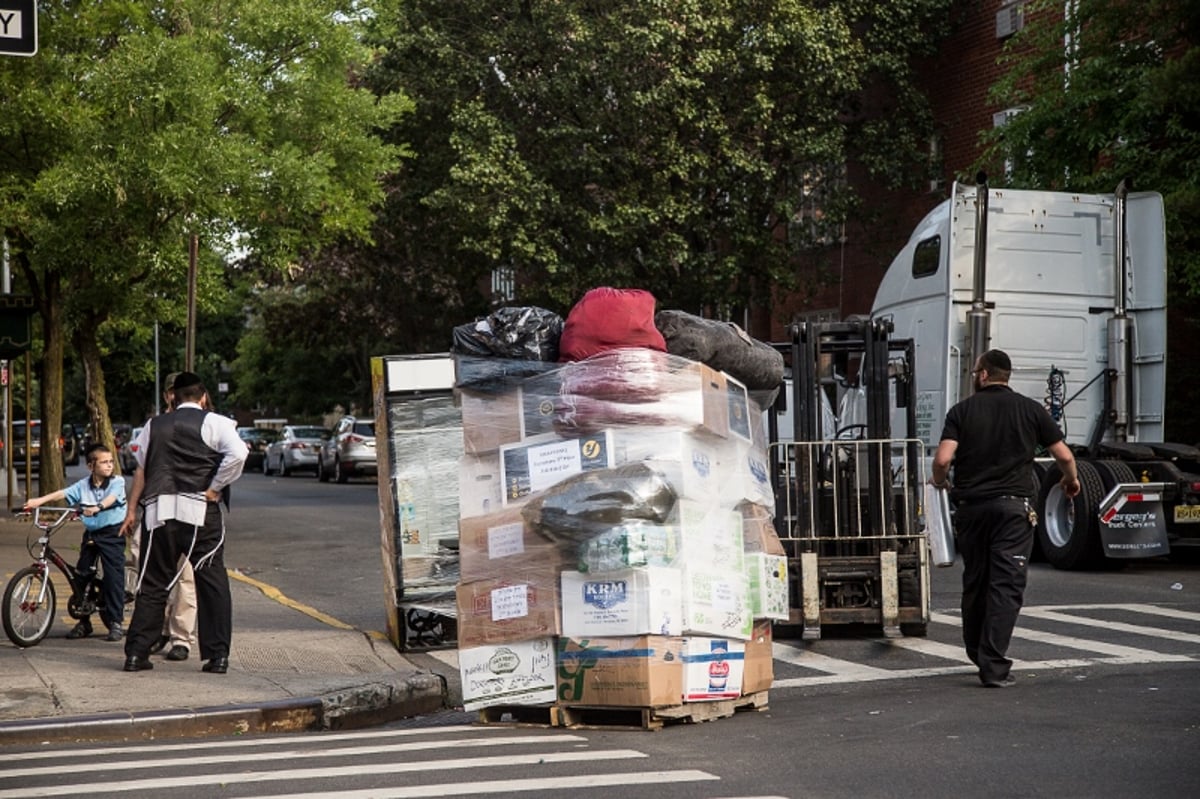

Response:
(263, 425), (328, 476)
(317, 416), (377, 483)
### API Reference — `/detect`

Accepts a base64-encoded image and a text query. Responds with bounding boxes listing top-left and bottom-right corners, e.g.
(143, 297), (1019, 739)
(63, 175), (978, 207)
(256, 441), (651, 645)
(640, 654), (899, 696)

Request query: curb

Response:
(0, 673), (448, 746)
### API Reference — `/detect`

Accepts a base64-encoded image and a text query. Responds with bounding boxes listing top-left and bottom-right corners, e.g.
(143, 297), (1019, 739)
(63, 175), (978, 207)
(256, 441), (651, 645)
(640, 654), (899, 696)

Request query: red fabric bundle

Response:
(558, 287), (667, 362)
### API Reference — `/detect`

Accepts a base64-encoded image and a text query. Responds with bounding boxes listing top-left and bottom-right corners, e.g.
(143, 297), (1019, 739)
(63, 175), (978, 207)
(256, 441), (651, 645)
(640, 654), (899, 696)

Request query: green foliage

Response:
(334, 0), (953, 329)
(0, 0), (410, 428)
(980, 0), (1200, 292)
(980, 0), (1200, 442)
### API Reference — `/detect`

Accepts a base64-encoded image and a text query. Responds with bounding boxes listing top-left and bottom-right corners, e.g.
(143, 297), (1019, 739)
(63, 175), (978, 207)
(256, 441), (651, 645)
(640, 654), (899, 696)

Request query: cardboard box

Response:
(459, 388), (523, 455)
(741, 620), (774, 695)
(746, 553), (790, 621)
(560, 567), (683, 637)
(611, 428), (723, 504)
(460, 638), (558, 711)
(557, 636), (684, 708)
(458, 453), (504, 520)
(498, 431), (615, 506)
(717, 437), (775, 511)
(680, 564), (753, 640)
(458, 506), (564, 583)
(682, 637), (746, 701)
(455, 572), (562, 648)
(741, 502), (786, 556)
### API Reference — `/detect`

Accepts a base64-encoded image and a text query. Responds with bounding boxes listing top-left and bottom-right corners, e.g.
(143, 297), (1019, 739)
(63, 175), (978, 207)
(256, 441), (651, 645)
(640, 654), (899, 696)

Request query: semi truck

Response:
(871, 177), (1200, 569)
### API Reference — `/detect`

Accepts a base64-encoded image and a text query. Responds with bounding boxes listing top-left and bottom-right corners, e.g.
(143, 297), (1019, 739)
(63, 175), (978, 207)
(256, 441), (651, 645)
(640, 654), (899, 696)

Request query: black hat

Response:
(171, 371), (204, 391)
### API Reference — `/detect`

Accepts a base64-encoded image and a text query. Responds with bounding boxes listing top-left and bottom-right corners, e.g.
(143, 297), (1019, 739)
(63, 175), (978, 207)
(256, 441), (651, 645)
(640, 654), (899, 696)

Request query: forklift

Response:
(768, 317), (931, 639)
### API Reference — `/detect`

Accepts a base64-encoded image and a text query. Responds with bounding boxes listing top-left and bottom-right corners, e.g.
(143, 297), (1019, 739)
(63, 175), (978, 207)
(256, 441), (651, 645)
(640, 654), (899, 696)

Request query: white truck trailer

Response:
(872, 177), (1200, 568)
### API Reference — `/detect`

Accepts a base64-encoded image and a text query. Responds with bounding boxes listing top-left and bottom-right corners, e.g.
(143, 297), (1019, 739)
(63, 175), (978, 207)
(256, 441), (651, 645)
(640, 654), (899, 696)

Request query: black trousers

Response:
(125, 503), (231, 662)
(955, 496), (1036, 683)
(75, 524), (126, 630)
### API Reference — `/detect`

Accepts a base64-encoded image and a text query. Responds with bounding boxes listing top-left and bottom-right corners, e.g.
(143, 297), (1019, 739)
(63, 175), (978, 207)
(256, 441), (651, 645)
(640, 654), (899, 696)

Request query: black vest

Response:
(142, 408), (222, 500)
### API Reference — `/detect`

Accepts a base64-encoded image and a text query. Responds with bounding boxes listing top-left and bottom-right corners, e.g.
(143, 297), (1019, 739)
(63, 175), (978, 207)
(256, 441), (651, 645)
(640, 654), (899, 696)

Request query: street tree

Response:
(0, 0), (410, 488)
(305, 0), (953, 350)
(979, 0), (1200, 440)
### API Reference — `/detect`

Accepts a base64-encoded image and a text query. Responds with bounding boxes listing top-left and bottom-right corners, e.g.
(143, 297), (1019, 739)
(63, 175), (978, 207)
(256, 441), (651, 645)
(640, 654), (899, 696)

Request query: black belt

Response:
(955, 495), (1030, 506)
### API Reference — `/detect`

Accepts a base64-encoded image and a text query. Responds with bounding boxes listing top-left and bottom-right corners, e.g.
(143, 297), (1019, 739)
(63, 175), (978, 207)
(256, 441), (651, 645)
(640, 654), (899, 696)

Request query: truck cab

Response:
(871, 181), (1200, 567)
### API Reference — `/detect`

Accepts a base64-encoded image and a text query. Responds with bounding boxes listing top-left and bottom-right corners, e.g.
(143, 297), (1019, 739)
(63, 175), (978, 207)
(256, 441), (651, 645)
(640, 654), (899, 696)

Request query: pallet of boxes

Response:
(454, 288), (788, 730)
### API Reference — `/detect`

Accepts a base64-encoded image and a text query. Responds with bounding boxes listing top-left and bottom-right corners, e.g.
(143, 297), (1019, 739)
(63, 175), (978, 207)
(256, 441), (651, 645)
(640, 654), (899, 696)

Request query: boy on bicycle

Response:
(25, 443), (128, 641)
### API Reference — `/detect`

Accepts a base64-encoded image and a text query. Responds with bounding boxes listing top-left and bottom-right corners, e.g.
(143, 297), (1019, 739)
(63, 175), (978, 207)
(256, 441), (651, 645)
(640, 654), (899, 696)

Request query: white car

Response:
(263, 425), (329, 477)
(316, 416), (377, 483)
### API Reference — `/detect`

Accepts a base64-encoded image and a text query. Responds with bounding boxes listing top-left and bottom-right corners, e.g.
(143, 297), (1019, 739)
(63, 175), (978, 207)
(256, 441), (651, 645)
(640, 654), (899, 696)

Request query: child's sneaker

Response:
(66, 619), (94, 639)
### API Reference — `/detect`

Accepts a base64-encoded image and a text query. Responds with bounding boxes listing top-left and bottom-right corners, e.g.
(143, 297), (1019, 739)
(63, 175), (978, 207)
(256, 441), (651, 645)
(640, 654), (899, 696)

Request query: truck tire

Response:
(1030, 462), (1048, 561)
(1092, 461), (1139, 570)
(1036, 459), (1106, 570)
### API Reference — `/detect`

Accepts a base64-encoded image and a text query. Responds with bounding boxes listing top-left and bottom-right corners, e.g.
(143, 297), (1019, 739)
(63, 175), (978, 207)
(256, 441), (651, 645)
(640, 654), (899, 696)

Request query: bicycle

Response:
(2, 506), (135, 647)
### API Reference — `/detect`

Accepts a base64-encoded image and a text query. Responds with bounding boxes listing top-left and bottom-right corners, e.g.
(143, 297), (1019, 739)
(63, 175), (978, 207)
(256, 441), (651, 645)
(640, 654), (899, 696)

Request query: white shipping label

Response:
(487, 522), (527, 560)
(490, 584), (530, 621)
(711, 580), (737, 612)
(527, 440), (584, 493)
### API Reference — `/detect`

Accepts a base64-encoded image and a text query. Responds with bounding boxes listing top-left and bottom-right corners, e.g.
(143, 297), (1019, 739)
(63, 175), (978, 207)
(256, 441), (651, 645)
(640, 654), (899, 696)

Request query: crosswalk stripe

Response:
(0, 725), (510, 763)
(1020, 607), (1200, 644)
(929, 611), (1191, 661)
(258, 770), (721, 799)
(884, 636), (972, 661)
(770, 643), (893, 676)
(0, 734), (588, 780)
(1, 749), (650, 798)
(1043, 603), (1200, 622)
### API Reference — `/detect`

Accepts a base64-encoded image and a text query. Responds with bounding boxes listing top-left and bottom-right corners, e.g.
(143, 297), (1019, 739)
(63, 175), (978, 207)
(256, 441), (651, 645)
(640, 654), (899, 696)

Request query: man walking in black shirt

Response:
(931, 349), (1080, 687)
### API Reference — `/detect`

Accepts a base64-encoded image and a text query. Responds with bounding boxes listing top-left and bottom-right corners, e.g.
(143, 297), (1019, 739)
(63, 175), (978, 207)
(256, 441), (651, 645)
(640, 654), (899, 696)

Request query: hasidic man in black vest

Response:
(120, 372), (249, 674)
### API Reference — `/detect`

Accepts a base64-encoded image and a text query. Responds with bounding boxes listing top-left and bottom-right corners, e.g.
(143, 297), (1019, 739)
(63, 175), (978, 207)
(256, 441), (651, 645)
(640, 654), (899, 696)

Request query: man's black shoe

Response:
(148, 634), (171, 655)
(202, 657), (229, 674)
(123, 655), (154, 672)
(982, 676), (1016, 688)
(165, 645), (189, 661)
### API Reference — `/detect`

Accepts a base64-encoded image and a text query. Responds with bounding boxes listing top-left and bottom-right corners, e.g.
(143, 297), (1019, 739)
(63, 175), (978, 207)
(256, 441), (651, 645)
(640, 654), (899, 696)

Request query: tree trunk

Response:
(73, 312), (122, 475)
(36, 271), (65, 497)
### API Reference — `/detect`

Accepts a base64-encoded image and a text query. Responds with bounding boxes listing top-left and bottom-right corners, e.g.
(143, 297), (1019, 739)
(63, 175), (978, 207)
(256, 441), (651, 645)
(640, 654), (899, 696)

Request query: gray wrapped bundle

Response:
(655, 309), (784, 390)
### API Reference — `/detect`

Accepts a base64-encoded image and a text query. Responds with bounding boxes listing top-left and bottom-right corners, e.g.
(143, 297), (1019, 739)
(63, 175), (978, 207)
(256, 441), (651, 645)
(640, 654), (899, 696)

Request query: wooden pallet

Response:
(476, 691), (769, 731)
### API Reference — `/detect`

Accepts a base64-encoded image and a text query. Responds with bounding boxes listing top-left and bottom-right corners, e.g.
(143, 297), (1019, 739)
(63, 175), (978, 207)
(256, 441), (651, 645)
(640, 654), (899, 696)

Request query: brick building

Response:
(762, 0), (1033, 343)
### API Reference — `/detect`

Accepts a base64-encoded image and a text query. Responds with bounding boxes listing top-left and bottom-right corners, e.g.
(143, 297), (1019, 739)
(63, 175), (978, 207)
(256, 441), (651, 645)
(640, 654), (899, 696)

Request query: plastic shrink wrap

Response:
(453, 347), (780, 709)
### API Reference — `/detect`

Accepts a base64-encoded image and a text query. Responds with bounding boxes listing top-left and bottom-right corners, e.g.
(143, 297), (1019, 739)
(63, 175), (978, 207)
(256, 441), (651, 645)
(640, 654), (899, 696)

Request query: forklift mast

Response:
(769, 317), (929, 639)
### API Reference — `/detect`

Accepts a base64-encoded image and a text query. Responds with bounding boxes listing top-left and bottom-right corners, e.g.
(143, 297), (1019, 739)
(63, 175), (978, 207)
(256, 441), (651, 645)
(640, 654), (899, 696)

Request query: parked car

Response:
(61, 423), (83, 466)
(8, 420), (43, 468)
(119, 426), (144, 472)
(237, 427), (280, 472)
(316, 416), (377, 483)
(263, 425), (328, 476)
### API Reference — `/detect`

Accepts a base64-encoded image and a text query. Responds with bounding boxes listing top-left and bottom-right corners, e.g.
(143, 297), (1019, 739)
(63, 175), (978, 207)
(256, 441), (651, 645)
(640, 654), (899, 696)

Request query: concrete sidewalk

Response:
(0, 519), (454, 746)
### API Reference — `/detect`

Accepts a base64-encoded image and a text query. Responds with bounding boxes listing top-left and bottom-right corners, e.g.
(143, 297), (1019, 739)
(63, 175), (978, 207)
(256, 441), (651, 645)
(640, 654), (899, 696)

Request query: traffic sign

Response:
(0, 0), (36, 57)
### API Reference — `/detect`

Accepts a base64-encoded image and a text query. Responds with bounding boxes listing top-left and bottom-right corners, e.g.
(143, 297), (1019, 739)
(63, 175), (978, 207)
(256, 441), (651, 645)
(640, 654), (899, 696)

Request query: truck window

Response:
(912, 236), (940, 278)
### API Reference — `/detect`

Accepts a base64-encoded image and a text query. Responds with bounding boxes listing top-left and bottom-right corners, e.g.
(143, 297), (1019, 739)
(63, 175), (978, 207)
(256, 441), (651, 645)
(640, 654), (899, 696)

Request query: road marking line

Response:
(261, 770), (719, 799)
(1, 750), (650, 797)
(929, 611), (1188, 660)
(1, 735), (588, 779)
(0, 726), (519, 762)
(771, 643), (893, 677)
(1020, 607), (1200, 644)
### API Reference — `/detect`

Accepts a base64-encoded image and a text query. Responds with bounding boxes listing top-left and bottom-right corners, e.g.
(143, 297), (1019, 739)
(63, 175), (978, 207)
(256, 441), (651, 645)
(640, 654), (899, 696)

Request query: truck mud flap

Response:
(1097, 482), (1170, 558)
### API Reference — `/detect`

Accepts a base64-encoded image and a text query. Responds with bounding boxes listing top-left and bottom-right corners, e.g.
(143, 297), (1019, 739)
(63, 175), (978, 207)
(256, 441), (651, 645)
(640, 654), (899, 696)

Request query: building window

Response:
(790, 163), (847, 248)
(491, 265), (515, 304)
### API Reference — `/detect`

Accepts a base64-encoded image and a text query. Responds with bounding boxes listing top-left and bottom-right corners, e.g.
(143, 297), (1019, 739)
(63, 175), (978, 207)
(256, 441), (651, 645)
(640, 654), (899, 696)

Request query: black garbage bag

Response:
(655, 309), (784, 390)
(451, 306), (563, 361)
(521, 462), (678, 548)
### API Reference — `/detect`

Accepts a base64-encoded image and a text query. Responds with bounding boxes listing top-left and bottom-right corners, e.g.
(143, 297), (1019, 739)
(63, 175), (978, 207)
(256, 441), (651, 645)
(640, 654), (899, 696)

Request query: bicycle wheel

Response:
(2, 567), (57, 647)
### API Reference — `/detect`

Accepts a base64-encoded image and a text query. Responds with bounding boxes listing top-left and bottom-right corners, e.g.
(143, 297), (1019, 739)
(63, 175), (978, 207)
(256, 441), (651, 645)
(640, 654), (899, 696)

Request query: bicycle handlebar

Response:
(12, 506), (79, 531)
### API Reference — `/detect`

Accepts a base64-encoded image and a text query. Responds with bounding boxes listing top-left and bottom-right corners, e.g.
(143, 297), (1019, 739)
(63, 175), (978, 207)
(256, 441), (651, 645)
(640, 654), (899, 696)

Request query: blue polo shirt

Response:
(63, 476), (127, 531)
